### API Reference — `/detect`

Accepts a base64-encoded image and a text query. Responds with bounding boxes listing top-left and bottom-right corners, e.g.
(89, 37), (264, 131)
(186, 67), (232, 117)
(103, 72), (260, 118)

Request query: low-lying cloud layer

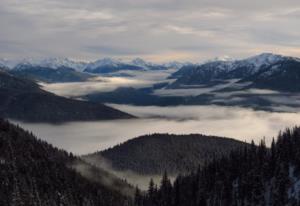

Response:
(41, 76), (155, 96)
(41, 70), (174, 96)
(13, 105), (300, 155)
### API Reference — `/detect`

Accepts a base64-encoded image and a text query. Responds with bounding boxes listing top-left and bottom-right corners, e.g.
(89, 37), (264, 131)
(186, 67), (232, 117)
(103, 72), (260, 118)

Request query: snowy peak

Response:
(242, 53), (286, 68)
(131, 58), (168, 69)
(200, 53), (291, 75)
(2, 57), (88, 71)
(38, 58), (87, 71)
(131, 58), (149, 66)
(163, 61), (192, 69)
(132, 58), (190, 70)
(86, 58), (123, 70)
(170, 52), (300, 90)
(0, 59), (19, 69)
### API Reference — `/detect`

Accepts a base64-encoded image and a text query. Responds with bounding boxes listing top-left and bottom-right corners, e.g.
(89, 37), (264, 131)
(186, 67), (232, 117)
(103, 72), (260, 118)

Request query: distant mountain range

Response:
(0, 69), (133, 122)
(3, 53), (300, 111)
(170, 53), (300, 92)
(0, 57), (186, 82)
(85, 133), (248, 175)
(4, 53), (300, 93)
(81, 53), (300, 111)
(0, 57), (186, 72)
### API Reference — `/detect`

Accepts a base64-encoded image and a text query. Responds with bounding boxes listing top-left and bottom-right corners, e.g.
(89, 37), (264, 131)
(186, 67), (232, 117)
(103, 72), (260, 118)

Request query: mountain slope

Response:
(86, 133), (248, 175)
(0, 119), (133, 206)
(0, 70), (133, 122)
(170, 53), (300, 92)
(241, 59), (300, 92)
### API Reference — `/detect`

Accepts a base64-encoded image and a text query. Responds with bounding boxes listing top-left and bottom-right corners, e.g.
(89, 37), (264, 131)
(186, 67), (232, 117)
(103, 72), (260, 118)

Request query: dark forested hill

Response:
(137, 128), (300, 206)
(86, 134), (248, 175)
(10, 65), (93, 83)
(0, 119), (133, 206)
(0, 69), (133, 122)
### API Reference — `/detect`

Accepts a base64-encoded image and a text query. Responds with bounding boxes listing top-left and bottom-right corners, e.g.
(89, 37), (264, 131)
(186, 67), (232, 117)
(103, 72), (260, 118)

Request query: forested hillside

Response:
(0, 69), (133, 122)
(87, 134), (248, 175)
(0, 119), (133, 206)
(136, 128), (300, 206)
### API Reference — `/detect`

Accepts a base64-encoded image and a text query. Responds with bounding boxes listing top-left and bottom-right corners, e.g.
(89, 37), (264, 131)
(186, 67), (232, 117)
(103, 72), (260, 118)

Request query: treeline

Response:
(0, 119), (132, 206)
(136, 128), (300, 206)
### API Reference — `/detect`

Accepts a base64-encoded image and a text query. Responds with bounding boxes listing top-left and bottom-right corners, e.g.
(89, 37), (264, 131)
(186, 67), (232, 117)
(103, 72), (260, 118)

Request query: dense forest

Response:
(0, 119), (133, 206)
(2, 109), (300, 206)
(135, 128), (300, 206)
(0, 69), (133, 122)
(87, 134), (248, 175)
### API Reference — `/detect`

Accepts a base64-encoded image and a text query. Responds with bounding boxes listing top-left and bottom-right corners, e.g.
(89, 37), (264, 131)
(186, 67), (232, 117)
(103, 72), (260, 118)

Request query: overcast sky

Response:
(1, 0), (300, 62)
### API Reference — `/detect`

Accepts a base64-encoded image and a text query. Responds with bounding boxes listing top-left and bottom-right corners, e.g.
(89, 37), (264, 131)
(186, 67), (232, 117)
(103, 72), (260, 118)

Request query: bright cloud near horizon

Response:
(0, 0), (300, 62)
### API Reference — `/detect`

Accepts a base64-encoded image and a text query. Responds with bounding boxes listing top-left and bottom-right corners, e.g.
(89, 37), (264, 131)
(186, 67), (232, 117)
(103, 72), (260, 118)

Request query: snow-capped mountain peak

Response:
(243, 53), (286, 68)
(1, 57), (89, 71)
(86, 58), (123, 70)
(38, 57), (87, 71)
(131, 58), (148, 66)
(163, 61), (193, 69)
(0, 59), (16, 69)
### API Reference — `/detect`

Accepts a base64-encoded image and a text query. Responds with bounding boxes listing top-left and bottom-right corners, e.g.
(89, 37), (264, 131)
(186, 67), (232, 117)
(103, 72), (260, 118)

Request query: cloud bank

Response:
(13, 105), (300, 155)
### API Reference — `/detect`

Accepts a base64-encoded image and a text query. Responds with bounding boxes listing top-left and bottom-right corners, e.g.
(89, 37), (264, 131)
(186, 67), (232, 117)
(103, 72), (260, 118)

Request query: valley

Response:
(2, 53), (300, 204)
(32, 53), (300, 112)
(2, 0), (300, 204)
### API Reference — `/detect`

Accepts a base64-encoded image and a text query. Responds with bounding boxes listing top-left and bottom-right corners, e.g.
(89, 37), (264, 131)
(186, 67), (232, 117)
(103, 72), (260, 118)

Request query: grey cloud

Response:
(0, 0), (300, 61)
(85, 45), (150, 55)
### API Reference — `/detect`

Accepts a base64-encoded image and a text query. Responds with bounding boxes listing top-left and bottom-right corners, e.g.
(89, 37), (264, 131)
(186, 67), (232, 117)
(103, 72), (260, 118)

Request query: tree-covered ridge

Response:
(88, 133), (248, 175)
(136, 128), (300, 206)
(0, 119), (133, 206)
(0, 69), (134, 122)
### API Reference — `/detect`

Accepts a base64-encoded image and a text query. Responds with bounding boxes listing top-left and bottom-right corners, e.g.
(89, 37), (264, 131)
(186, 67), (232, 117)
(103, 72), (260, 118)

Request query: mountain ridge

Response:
(0, 69), (134, 122)
(169, 53), (300, 92)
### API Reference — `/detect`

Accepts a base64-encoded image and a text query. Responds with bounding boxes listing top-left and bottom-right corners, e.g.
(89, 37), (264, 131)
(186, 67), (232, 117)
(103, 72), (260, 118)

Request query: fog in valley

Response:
(12, 103), (300, 188)
(13, 104), (300, 155)
(41, 70), (175, 97)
